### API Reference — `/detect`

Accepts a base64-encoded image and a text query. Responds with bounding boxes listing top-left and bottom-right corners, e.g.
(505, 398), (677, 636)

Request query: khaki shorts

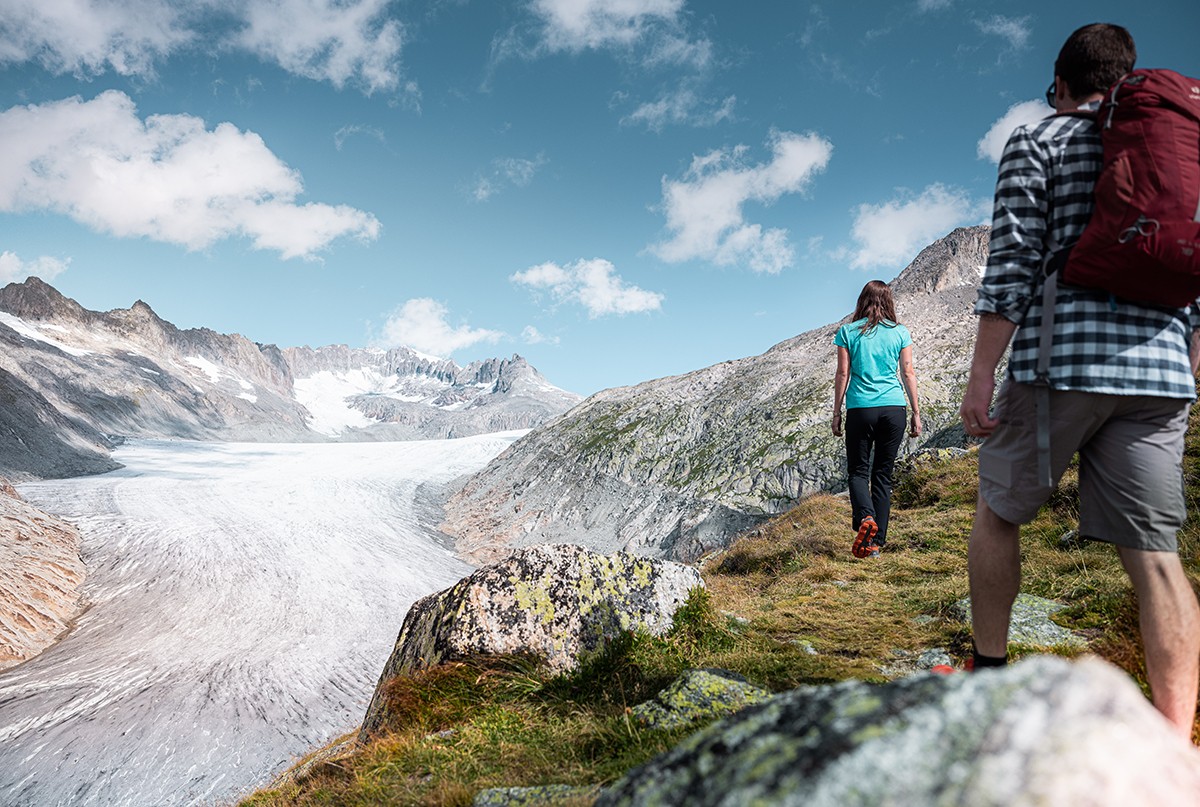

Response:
(978, 380), (1190, 552)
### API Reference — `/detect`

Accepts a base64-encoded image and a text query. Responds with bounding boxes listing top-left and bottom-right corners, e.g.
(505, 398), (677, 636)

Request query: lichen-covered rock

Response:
(597, 656), (1200, 806)
(631, 669), (771, 732)
(952, 592), (1085, 648)
(359, 544), (704, 738)
(472, 784), (601, 806)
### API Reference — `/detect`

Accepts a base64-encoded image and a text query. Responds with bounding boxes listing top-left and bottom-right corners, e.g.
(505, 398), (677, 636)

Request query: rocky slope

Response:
(0, 278), (578, 479)
(442, 226), (989, 562)
(0, 481), (84, 671)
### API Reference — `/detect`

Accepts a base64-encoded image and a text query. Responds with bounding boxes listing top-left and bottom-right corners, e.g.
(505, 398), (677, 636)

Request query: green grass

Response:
(244, 412), (1200, 806)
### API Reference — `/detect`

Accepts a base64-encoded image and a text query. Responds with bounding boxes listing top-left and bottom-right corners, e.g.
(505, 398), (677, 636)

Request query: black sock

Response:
(972, 642), (1007, 668)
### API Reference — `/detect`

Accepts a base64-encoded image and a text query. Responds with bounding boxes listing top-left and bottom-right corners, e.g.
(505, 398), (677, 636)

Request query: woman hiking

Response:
(832, 280), (922, 558)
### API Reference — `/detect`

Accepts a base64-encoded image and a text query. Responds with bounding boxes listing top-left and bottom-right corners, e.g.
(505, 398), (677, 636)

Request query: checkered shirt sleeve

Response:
(976, 114), (1197, 400)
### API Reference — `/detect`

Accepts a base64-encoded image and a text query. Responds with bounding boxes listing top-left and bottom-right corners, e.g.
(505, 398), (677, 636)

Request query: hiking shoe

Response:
(929, 664), (958, 675)
(865, 546), (881, 558)
(852, 517), (878, 558)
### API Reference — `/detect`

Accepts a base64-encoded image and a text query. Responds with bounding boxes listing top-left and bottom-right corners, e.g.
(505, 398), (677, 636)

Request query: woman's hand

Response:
(832, 410), (843, 437)
(909, 412), (922, 437)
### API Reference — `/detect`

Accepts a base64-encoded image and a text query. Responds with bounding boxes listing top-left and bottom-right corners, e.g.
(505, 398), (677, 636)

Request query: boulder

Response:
(597, 656), (1200, 806)
(360, 544), (704, 739)
(472, 784), (601, 806)
(952, 592), (1086, 648)
(631, 669), (771, 732)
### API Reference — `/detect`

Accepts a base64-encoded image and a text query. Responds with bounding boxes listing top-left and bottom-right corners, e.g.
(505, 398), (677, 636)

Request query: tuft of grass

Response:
(246, 410), (1200, 804)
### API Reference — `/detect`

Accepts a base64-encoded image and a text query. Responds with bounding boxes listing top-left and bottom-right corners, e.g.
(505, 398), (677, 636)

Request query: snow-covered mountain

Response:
(0, 278), (580, 480)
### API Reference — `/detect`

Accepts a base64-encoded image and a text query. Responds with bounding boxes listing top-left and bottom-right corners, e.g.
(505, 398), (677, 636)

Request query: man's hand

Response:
(909, 412), (922, 437)
(832, 410), (843, 437)
(960, 374), (999, 437)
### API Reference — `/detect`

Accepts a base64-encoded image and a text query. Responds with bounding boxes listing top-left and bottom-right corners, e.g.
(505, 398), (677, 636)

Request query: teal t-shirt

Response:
(833, 319), (912, 409)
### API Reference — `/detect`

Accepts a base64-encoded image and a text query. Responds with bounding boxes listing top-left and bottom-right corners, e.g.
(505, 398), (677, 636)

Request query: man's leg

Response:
(968, 495), (1022, 658)
(1117, 546), (1200, 740)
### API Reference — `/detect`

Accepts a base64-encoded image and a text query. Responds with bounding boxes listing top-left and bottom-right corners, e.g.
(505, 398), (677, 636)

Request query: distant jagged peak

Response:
(889, 225), (990, 296)
(0, 276), (94, 324)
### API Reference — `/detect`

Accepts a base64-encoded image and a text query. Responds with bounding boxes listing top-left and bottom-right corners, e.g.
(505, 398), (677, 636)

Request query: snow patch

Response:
(0, 312), (93, 356)
(182, 356), (225, 384)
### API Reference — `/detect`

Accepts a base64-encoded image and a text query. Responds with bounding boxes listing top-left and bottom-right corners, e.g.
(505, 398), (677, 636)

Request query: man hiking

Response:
(960, 22), (1200, 740)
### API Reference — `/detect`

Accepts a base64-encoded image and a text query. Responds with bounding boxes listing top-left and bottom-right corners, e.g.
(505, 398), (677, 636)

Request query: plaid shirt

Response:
(976, 112), (1198, 400)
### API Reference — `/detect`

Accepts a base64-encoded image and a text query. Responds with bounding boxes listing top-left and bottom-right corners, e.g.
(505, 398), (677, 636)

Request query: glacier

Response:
(0, 434), (523, 806)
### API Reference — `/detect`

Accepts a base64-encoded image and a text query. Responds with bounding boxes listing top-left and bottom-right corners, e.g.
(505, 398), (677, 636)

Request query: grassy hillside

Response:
(244, 413), (1200, 806)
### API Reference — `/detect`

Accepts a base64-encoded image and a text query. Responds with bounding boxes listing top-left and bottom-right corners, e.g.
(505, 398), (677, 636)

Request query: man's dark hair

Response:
(1055, 23), (1136, 99)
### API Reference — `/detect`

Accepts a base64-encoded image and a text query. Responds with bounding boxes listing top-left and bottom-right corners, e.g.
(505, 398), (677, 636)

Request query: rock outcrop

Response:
(597, 656), (1200, 806)
(359, 544), (704, 739)
(0, 481), (84, 670)
(630, 669), (771, 732)
(442, 226), (989, 562)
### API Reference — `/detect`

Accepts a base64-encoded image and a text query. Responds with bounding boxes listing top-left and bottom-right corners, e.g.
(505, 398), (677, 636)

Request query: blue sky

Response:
(0, 1), (1195, 395)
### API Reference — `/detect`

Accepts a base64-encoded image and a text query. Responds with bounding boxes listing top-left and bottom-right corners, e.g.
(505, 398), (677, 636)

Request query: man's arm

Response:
(960, 313), (1017, 438)
(1191, 328), (1200, 376)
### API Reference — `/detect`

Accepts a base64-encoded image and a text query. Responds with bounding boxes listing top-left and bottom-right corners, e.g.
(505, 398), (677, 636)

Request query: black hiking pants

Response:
(845, 406), (906, 544)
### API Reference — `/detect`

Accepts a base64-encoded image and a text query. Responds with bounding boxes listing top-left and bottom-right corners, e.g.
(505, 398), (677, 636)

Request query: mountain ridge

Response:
(441, 225), (989, 563)
(0, 279), (579, 480)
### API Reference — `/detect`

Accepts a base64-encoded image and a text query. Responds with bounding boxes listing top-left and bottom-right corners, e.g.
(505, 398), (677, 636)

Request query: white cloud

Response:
(377, 298), (502, 356)
(916, 0), (952, 11)
(976, 15), (1032, 50)
(334, 124), (386, 151)
(521, 325), (559, 345)
(531, 0), (682, 51)
(235, 0), (406, 95)
(0, 0), (192, 77)
(649, 130), (833, 273)
(622, 89), (736, 132)
(0, 0), (408, 94)
(848, 184), (986, 270)
(512, 258), (663, 317)
(0, 251), (70, 284)
(473, 154), (548, 202)
(489, 0), (708, 73)
(977, 99), (1050, 162)
(0, 91), (380, 259)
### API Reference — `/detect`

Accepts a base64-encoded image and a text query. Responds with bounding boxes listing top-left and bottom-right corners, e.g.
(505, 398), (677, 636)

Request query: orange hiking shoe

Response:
(851, 516), (878, 558)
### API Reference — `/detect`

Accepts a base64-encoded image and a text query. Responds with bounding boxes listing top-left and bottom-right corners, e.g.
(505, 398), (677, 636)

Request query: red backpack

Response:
(1058, 69), (1200, 307)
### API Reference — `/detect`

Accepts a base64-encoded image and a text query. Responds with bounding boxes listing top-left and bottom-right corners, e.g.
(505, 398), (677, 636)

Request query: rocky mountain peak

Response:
(890, 225), (990, 295)
(0, 277), (93, 324)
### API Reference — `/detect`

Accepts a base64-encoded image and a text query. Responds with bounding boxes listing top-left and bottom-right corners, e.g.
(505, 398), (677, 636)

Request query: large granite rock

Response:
(598, 656), (1200, 806)
(0, 481), (84, 670)
(359, 544), (704, 739)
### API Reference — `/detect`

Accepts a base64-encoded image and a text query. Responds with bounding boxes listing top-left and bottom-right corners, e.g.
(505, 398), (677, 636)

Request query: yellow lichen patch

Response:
(511, 580), (556, 624)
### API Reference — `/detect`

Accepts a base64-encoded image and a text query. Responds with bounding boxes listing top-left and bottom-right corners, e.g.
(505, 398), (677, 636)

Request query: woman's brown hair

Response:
(852, 280), (898, 332)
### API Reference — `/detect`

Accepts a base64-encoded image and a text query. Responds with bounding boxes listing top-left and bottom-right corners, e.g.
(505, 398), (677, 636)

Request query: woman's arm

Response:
(833, 346), (850, 437)
(899, 345), (921, 437)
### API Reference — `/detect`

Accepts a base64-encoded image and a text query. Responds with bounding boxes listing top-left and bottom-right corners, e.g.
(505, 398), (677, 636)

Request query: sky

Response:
(0, 1), (1196, 396)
